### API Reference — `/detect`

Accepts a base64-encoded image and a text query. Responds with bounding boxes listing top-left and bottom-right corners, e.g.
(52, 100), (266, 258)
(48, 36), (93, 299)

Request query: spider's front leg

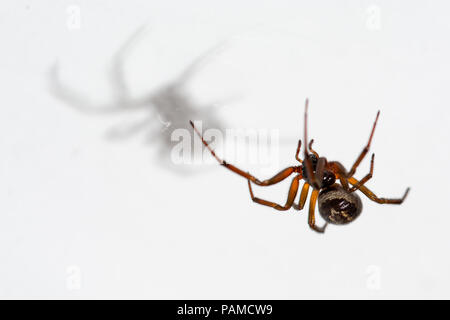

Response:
(247, 175), (301, 211)
(303, 99), (326, 190)
(190, 120), (298, 186)
(295, 140), (302, 162)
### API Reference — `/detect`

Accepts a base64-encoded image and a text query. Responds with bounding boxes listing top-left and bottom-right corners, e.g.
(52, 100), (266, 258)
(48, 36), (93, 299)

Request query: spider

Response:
(190, 99), (410, 233)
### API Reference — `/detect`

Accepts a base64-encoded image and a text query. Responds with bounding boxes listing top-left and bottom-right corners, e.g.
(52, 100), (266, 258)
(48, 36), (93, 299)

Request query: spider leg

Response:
(295, 140), (302, 163)
(247, 175), (300, 211)
(293, 182), (310, 210)
(303, 99), (321, 189)
(308, 139), (319, 158)
(190, 120), (297, 186)
(314, 157), (326, 188)
(327, 161), (350, 191)
(348, 177), (410, 204)
(347, 111), (380, 177)
(308, 189), (328, 233)
(349, 153), (375, 192)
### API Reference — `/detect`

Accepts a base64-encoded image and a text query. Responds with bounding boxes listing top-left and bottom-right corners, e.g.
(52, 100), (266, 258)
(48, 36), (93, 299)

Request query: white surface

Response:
(1, 0), (450, 299)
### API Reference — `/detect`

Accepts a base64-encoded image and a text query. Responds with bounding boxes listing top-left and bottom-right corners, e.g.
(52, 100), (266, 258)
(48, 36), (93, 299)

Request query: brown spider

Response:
(190, 99), (410, 233)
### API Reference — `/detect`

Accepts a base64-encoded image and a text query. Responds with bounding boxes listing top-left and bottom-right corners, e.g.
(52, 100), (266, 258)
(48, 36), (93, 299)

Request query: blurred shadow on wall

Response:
(49, 26), (235, 175)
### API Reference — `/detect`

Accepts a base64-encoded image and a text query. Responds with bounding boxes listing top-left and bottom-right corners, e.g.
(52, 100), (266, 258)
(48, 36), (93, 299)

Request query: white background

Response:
(1, 0), (450, 299)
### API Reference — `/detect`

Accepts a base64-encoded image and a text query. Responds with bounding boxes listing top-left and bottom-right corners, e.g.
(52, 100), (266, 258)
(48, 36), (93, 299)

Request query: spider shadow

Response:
(49, 26), (235, 175)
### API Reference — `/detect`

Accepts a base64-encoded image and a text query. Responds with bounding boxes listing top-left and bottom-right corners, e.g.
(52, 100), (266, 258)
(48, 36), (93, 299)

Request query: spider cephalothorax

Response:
(301, 154), (318, 178)
(190, 99), (409, 233)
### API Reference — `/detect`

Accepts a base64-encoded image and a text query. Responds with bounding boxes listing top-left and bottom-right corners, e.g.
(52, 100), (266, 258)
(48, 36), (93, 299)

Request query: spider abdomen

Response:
(318, 185), (362, 225)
